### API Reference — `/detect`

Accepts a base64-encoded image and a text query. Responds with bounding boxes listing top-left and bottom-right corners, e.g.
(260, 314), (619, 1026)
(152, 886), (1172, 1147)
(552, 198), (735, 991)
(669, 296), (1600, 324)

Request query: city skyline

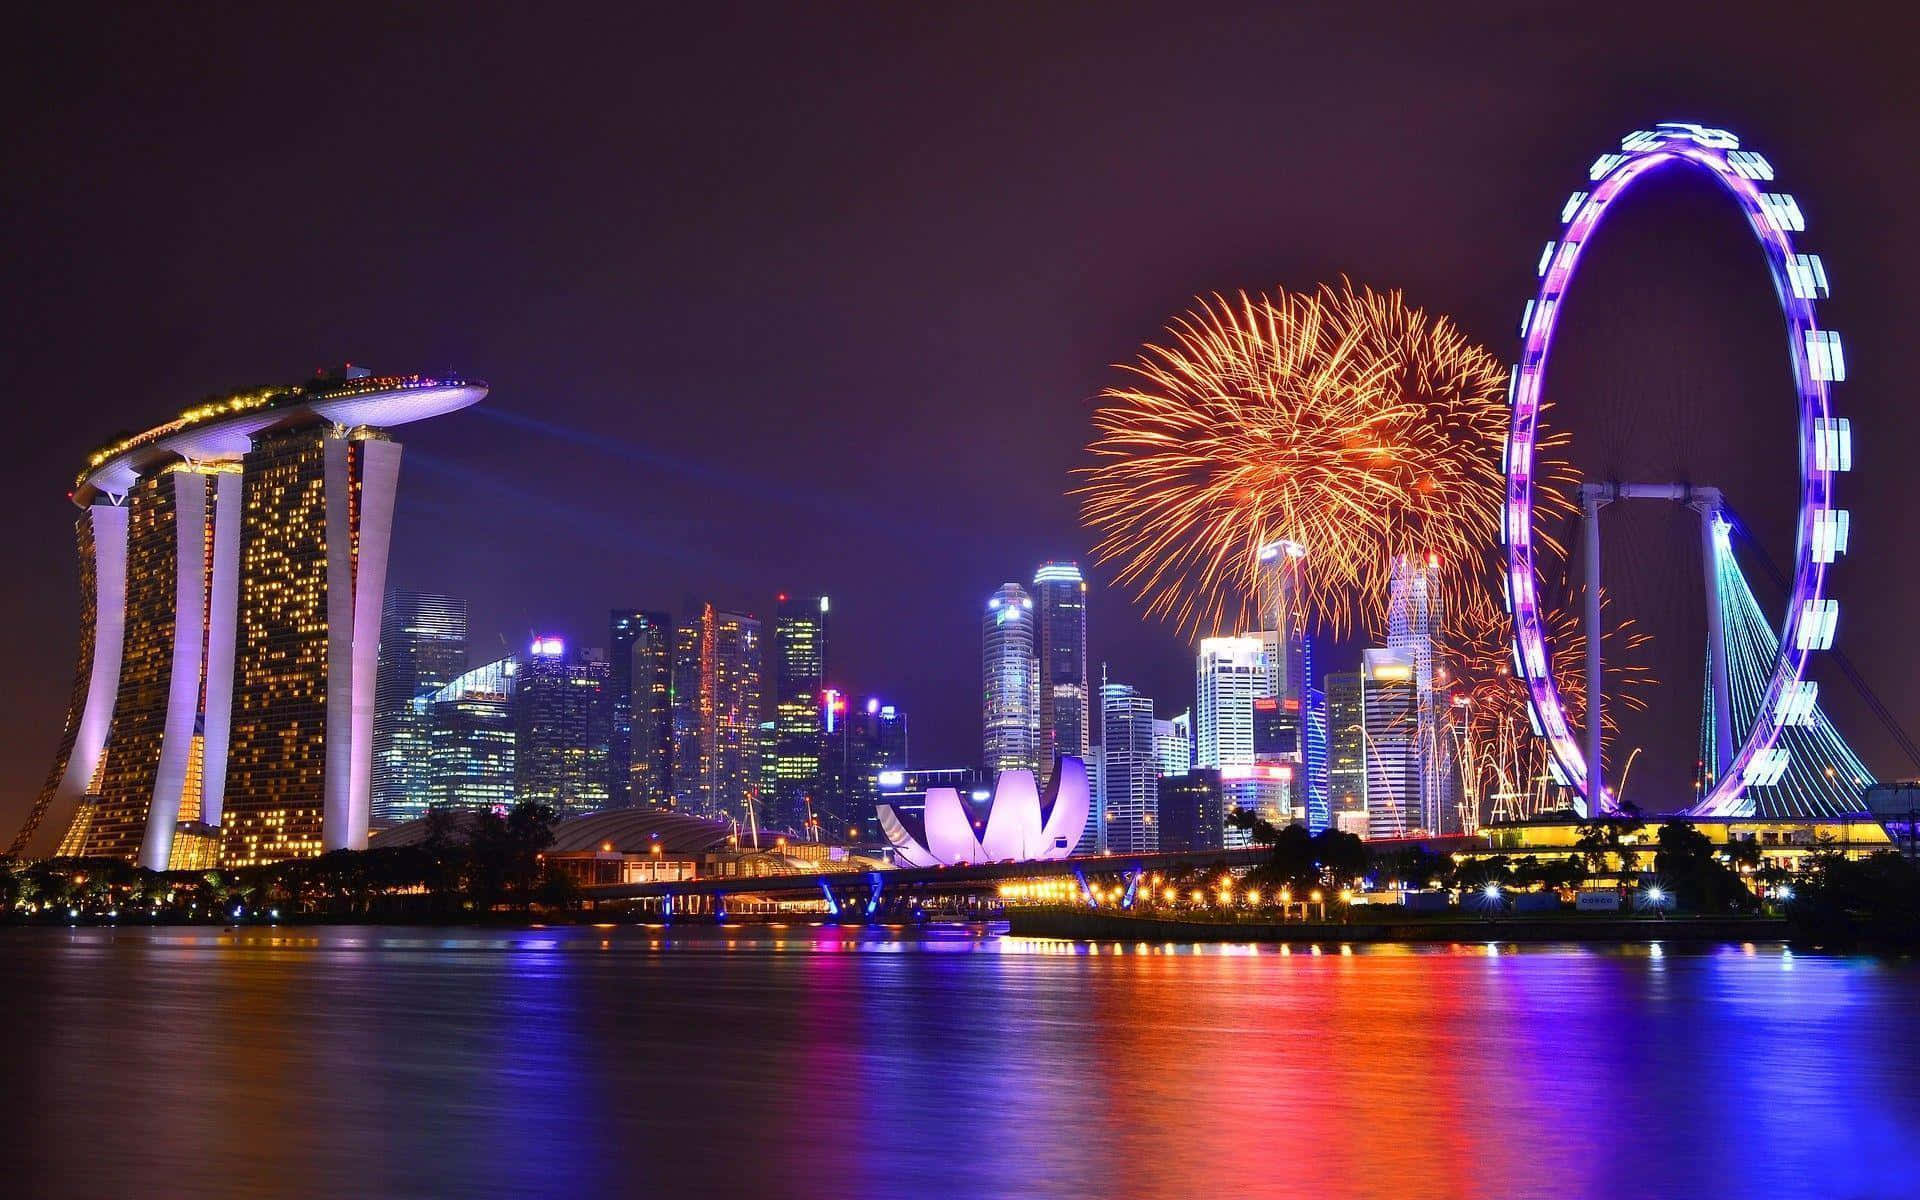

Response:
(5, 6), (1918, 837)
(5, 9), (1916, 1199)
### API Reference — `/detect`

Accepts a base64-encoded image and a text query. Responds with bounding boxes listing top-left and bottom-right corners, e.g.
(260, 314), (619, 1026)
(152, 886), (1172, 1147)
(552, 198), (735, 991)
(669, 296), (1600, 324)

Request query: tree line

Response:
(0, 802), (579, 921)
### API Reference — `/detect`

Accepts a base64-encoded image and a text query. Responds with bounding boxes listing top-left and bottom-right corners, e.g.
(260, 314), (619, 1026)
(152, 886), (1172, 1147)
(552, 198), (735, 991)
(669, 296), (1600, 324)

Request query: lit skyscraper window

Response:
(771, 594), (828, 831)
(1099, 680), (1158, 854)
(1033, 562), (1088, 786)
(982, 583), (1040, 778)
(1387, 553), (1458, 834)
(372, 591), (468, 824)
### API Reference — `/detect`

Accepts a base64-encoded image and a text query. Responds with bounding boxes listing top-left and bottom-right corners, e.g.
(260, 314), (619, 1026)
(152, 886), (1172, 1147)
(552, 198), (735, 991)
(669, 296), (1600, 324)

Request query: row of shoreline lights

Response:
(996, 877), (1349, 908)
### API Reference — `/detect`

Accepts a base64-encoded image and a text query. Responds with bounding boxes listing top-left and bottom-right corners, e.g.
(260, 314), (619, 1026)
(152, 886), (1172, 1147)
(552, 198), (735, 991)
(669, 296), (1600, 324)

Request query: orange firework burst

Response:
(1078, 282), (1572, 638)
(1441, 589), (1654, 822)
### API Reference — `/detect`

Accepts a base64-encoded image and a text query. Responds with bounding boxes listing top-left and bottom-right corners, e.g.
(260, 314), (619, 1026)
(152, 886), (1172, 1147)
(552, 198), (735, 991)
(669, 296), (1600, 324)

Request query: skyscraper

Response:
(1196, 635), (1283, 841)
(983, 583), (1040, 778)
(1158, 768), (1224, 853)
(827, 695), (907, 842)
(771, 593), (829, 831)
(1033, 562), (1088, 785)
(422, 655), (517, 811)
(1153, 710), (1192, 778)
(1325, 669), (1368, 834)
(1387, 553), (1457, 834)
(1304, 686), (1331, 832)
(712, 610), (765, 827)
(1253, 539), (1328, 830)
(1195, 636), (1263, 771)
(669, 605), (763, 823)
(1255, 540), (1310, 711)
(671, 617), (705, 811)
(1362, 648), (1418, 839)
(13, 368), (486, 867)
(1099, 680), (1158, 853)
(372, 591), (468, 825)
(514, 637), (612, 818)
(608, 609), (672, 809)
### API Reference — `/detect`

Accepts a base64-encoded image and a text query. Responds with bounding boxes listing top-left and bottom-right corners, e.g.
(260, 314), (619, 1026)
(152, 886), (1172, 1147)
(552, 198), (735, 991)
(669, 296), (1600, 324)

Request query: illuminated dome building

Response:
(877, 756), (1090, 866)
(13, 366), (486, 868)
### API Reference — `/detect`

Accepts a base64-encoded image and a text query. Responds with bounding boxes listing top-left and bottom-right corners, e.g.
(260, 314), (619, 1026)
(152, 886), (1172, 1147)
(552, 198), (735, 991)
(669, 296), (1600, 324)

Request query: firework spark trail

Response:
(1078, 281), (1574, 639)
(1442, 588), (1654, 818)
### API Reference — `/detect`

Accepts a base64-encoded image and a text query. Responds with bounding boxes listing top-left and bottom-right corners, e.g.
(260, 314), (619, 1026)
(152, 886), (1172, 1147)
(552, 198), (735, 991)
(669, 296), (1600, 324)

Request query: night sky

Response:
(4, 2), (1916, 832)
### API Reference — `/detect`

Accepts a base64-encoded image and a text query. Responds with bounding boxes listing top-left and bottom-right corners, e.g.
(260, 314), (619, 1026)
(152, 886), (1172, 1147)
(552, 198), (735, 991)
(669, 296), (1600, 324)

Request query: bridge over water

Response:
(581, 837), (1480, 918)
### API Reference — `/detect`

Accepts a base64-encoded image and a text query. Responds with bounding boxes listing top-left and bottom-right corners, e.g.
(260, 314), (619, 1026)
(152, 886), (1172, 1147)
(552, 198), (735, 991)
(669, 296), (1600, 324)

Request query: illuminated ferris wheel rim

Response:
(1502, 122), (1850, 818)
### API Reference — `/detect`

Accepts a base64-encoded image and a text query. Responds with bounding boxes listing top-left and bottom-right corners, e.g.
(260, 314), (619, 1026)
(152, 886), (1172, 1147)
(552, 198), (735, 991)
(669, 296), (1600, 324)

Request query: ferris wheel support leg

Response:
(1580, 486), (1611, 817)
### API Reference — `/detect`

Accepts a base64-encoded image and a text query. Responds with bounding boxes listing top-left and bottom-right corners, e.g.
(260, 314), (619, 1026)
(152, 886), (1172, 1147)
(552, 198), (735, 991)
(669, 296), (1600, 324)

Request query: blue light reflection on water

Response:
(3, 926), (1916, 1199)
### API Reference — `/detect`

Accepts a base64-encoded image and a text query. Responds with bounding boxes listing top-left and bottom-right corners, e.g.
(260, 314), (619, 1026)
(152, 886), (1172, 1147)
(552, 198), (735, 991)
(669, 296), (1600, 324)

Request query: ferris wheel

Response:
(1502, 122), (1851, 819)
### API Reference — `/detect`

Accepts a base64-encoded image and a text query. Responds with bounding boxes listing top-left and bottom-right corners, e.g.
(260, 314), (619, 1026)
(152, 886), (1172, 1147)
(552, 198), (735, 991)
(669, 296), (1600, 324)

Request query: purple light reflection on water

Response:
(3, 926), (1916, 1198)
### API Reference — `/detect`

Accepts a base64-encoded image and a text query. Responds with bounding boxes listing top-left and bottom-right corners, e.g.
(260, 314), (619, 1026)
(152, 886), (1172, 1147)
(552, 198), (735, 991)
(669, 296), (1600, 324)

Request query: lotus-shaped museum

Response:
(876, 757), (1089, 866)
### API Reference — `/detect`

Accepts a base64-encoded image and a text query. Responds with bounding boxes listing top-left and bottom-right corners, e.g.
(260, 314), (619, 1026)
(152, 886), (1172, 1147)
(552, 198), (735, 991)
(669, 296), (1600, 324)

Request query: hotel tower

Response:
(11, 366), (486, 868)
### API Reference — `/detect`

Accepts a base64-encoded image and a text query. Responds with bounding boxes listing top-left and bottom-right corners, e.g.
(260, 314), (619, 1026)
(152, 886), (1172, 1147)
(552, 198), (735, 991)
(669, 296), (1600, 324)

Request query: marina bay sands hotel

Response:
(9, 366), (487, 869)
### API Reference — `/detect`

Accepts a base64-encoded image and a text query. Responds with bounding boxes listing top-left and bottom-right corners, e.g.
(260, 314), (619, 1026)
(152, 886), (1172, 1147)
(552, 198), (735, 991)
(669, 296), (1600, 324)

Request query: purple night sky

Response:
(3, 3), (1916, 830)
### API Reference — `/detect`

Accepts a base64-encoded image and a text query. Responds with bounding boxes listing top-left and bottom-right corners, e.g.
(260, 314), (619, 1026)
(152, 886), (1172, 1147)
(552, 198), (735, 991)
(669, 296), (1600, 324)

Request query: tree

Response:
(535, 868), (583, 911)
(1651, 820), (1757, 913)
(1787, 851), (1920, 950)
(1379, 846), (1449, 890)
(1451, 855), (1512, 892)
(1576, 815), (1646, 881)
(469, 802), (558, 911)
(1226, 808), (1284, 846)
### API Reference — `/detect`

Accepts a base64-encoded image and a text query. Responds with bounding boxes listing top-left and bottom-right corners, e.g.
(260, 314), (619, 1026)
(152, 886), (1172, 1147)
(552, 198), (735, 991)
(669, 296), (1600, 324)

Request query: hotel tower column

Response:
(11, 504), (129, 858)
(322, 432), (401, 851)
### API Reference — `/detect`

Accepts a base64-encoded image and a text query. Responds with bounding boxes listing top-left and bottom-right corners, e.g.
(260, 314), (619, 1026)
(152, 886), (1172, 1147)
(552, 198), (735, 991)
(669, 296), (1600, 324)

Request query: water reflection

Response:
(3, 926), (1916, 1198)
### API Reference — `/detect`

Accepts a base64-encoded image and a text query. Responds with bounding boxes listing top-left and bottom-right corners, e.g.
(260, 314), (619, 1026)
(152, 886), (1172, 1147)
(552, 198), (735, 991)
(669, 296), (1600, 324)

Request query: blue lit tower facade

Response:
(372, 591), (468, 824)
(1154, 711), (1192, 777)
(609, 609), (673, 809)
(1099, 680), (1158, 853)
(1033, 562), (1088, 786)
(1362, 648), (1418, 839)
(1198, 635), (1284, 845)
(771, 593), (829, 831)
(608, 611), (639, 808)
(983, 583), (1040, 778)
(1303, 687), (1330, 832)
(514, 637), (612, 818)
(1387, 553), (1458, 834)
(421, 655), (517, 811)
(827, 694), (906, 842)
(1255, 540), (1328, 830)
(1324, 669), (1368, 832)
